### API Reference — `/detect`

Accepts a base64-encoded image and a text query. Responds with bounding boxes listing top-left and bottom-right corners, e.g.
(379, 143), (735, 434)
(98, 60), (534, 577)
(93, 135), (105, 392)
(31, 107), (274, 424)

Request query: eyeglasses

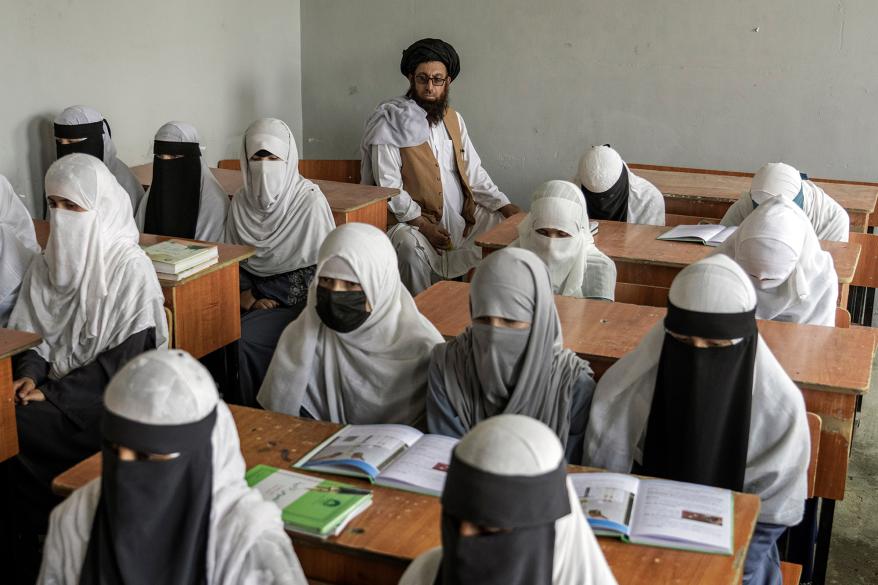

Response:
(414, 74), (449, 86)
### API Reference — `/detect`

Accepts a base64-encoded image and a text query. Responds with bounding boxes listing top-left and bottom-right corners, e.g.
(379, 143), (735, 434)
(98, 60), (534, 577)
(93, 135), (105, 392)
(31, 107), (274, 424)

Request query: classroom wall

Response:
(300, 0), (878, 207)
(0, 0), (302, 215)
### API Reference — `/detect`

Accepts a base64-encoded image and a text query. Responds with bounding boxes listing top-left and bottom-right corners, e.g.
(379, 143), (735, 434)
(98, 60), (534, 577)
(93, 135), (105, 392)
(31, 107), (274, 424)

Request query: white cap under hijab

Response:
(39, 349), (308, 584)
(750, 163), (803, 205)
(399, 415), (617, 585)
(577, 146), (624, 193)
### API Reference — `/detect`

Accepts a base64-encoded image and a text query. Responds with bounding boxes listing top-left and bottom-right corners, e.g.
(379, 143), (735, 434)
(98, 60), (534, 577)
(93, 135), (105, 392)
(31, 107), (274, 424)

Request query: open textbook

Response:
(295, 425), (458, 497)
(570, 473), (734, 555)
(656, 224), (737, 246)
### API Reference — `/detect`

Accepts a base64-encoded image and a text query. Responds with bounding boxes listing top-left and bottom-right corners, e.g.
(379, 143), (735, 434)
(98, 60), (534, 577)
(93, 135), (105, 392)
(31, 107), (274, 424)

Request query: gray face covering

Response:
(438, 248), (590, 449)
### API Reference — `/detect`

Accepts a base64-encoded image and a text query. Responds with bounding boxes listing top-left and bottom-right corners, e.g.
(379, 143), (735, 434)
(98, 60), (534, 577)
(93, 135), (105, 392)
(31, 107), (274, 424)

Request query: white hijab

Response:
(38, 349), (307, 585)
(8, 154), (167, 378)
(0, 175), (39, 325)
(54, 106), (145, 212)
(516, 180), (616, 299)
(399, 415), (617, 585)
(584, 255), (809, 526)
(226, 118), (335, 276)
(258, 223), (443, 425)
(359, 96), (431, 185)
(714, 196), (838, 326)
(135, 121), (229, 242)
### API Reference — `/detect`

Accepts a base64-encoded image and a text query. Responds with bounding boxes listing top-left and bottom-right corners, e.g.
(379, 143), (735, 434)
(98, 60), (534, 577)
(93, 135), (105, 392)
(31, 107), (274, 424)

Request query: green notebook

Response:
(246, 464), (373, 539)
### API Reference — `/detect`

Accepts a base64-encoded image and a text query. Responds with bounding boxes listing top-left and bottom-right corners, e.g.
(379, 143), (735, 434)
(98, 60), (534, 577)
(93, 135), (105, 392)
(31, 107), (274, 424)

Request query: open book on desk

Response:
(295, 424), (458, 497)
(657, 224), (737, 246)
(570, 473), (734, 555)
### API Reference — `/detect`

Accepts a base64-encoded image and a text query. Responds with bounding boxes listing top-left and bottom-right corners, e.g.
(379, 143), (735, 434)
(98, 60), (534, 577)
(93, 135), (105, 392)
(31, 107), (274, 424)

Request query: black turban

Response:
(400, 38), (460, 80)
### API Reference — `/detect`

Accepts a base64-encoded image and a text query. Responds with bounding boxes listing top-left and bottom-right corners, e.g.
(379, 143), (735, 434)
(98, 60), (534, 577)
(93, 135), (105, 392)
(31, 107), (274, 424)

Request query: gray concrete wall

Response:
(0, 0), (302, 215)
(301, 0), (878, 207)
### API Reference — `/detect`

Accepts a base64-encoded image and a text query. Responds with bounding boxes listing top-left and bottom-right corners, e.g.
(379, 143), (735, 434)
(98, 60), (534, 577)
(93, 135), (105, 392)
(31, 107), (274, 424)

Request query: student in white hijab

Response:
(585, 255), (809, 585)
(513, 180), (616, 300)
(226, 118), (336, 405)
(6, 154), (168, 578)
(38, 349), (307, 585)
(399, 414), (617, 585)
(714, 196), (838, 326)
(54, 105), (145, 212)
(258, 223), (443, 426)
(0, 175), (40, 326)
(135, 121), (229, 241)
(720, 162), (849, 242)
(576, 145), (664, 226)
(427, 248), (596, 462)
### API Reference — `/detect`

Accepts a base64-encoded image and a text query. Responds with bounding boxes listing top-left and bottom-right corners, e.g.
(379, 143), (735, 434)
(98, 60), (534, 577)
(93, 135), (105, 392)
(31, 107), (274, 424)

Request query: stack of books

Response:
(142, 239), (219, 282)
(246, 465), (373, 539)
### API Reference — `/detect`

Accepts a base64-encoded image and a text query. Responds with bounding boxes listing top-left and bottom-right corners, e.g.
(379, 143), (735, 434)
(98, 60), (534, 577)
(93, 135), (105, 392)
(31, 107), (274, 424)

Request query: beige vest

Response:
(394, 107), (476, 227)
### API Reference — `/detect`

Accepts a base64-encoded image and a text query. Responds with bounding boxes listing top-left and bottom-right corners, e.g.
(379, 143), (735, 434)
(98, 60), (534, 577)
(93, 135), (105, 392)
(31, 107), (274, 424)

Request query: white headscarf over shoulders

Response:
(0, 175), (39, 326)
(714, 196), (838, 326)
(515, 180), (616, 299)
(39, 349), (307, 585)
(226, 118), (335, 277)
(399, 415), (617, 585)
(9, 154), (167, 378)
(585, 255), (809, 526)
(258, 223), (443, 425)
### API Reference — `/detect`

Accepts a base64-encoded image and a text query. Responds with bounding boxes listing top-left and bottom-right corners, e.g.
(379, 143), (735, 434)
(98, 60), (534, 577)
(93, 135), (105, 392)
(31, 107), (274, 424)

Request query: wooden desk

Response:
(0, 329), (42, 462)
(628, 165), (878, 233)
(415, 281), (876, 501)
(32, 220), (254, 359)
(53, 405), (759, 585)
(129, 164), (397, 231)
(476, 215), (860, 308)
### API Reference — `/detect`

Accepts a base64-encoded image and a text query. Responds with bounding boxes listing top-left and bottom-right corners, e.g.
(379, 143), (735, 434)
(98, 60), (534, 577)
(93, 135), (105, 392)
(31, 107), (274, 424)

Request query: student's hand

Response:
(240, 290), (257, 312)
(410, 218), (452, 252)
(253, 299), (280, 310)
(498, 204), (521, 219)
(13, 378), (45, 405)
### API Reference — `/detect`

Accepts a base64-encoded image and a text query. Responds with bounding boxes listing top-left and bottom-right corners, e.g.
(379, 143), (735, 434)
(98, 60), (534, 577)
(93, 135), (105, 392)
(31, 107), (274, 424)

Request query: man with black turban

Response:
(360, 38), (520, 295)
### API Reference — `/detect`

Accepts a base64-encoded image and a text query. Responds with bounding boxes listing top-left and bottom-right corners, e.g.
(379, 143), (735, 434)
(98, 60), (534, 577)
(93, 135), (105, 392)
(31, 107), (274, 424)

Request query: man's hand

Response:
(410, 217), (452, 252)
(498, 204), (521, 219)
(13, 377), (45, 405)
(253, 299), (280, 310)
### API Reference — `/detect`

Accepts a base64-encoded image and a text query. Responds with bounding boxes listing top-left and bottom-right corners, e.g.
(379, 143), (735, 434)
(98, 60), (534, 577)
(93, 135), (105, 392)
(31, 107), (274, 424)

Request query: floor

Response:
(826, 331), (878, 584)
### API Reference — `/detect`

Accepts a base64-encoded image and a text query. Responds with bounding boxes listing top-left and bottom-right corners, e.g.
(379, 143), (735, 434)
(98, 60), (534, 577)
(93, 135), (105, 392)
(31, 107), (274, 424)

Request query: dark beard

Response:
(407, 86), (449, 126)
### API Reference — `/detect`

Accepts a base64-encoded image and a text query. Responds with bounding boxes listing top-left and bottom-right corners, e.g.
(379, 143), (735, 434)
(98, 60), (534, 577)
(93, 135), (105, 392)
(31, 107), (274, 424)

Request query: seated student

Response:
(576, 145), (664, 226)
(513, 180), (616, 301)
(54, 105), (144, 212)
(226, 118), (336, 405)
(135, 121), (228, 241)
(7, 154), (168, 573)
(426, 248), (596, 463)
(399, 414), (617, 585)
(714, 196), (838, 326)
(0, 175), (40, 326)
(38, 349), (307, 584)
(720, 162), (850, 242)
(585, 255), (809, 585)
(258, 223), (443, 426)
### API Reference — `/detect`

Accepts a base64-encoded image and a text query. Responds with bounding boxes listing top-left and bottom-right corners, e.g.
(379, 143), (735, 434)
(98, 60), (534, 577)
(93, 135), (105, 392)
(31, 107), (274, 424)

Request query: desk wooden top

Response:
(32, 220), (255, 288)
(53, 405), (759, 585)
(475, 215), (859, 284)
(415, 281), (875, 395)
(631, 166), (878, 215)
(0, 329), (42, 361)
(130, 164), (396, 213)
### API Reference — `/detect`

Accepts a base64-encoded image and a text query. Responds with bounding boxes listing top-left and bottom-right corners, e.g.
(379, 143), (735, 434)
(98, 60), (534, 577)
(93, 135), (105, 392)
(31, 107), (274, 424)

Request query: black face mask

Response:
(315, 286), (370, 332)
(144, 140), (202, 238)
(581, 166), (629, 222)
(54, 120), (105, 161)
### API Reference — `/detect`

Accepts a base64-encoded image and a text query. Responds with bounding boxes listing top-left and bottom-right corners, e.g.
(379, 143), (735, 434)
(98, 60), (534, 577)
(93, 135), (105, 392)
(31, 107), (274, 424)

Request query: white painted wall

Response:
(0, 0), (302, 215)
(300, 0), (878, 208)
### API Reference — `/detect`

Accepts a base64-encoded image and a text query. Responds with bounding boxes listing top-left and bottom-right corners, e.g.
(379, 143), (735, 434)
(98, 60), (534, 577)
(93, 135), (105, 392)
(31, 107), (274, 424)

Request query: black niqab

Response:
(581, 166), (629, 221)
(143, 140), (202, 238)
(54, 120), (105, 161)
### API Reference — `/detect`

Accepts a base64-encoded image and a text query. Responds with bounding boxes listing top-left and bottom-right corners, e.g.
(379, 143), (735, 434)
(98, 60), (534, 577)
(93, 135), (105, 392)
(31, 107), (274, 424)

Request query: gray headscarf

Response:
(436, 248), (589, 448)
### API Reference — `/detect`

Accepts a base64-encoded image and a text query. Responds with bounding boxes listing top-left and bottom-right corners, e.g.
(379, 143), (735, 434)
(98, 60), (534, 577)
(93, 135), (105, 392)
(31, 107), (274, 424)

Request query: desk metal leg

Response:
(813, 498), (835, 585)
